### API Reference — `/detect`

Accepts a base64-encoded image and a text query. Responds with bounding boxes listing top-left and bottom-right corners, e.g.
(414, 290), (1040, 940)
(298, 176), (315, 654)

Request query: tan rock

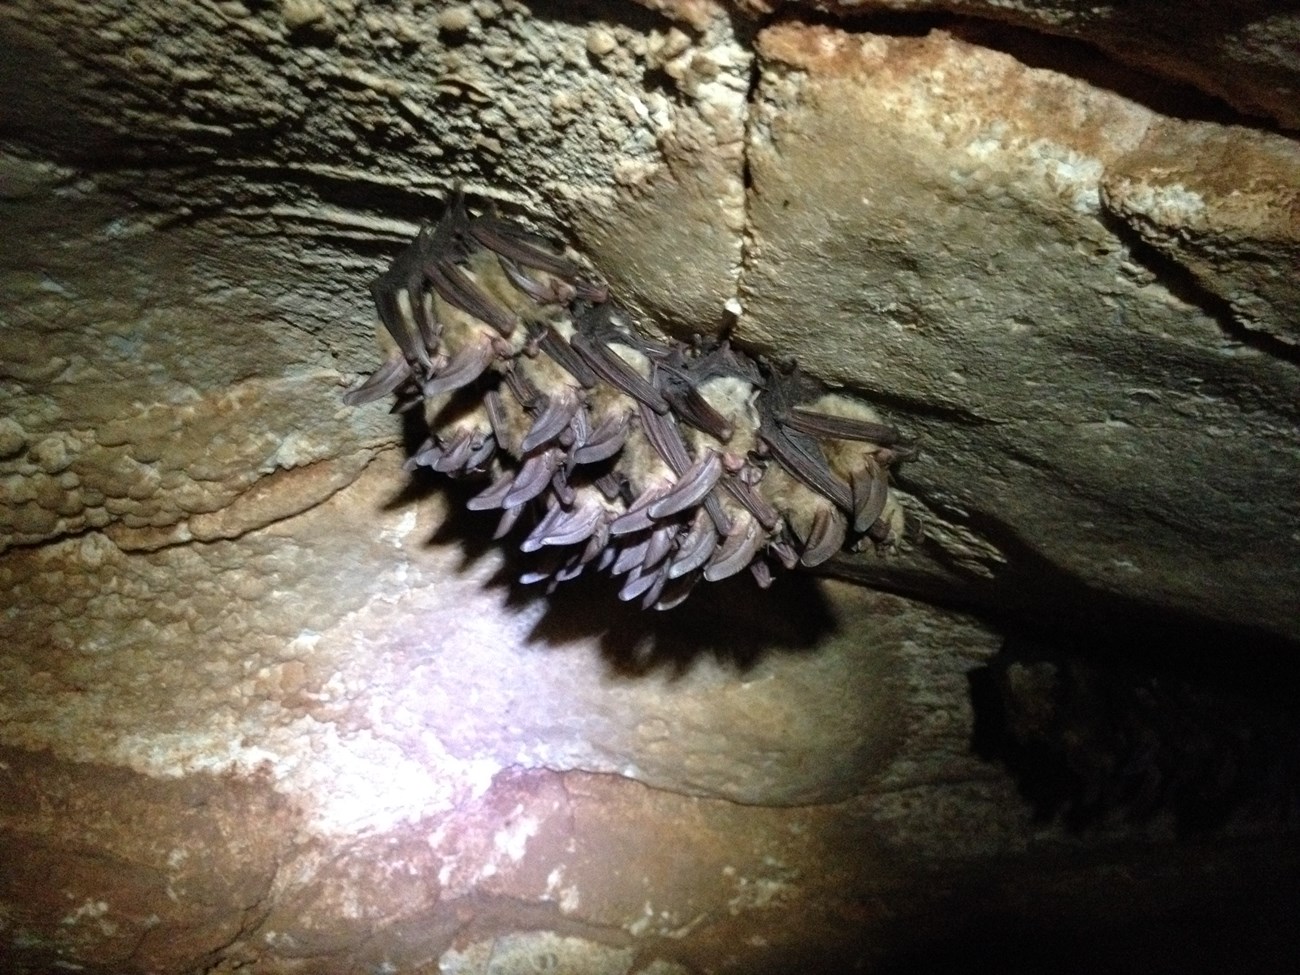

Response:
(744, 25), (1300, 639)
(803, 0), (1300, 130)
(1102, 121), (1300, 347)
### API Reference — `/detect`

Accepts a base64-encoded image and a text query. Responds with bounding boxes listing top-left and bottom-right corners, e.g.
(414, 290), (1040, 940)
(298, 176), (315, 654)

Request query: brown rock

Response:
(1102, 121), (1300, 347)
(804, 0), (1300, 130)
(745, 25), (1300, 639)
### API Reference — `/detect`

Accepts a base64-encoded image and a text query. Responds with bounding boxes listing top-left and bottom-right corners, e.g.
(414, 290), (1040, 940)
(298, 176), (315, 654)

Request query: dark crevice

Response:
(530, 0), (671, 36)
(839, 382), (1004, 433)
(946, 17), (1275, 131)
(969, 631), (1300, 833)
(832, 512), (1300, 832)
(117, 161), (451, 240)
(1099, 209), (1300, 367)
(833, 467), (1300, 831)
(873, 883), (1300, 975)
(773, 3), (1292, 134)
(836, 504), (1300, 701)
(769, 5), (956, 40)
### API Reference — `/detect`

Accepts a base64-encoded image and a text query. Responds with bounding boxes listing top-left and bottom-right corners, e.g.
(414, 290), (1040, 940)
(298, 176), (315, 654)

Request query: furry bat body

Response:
(345, 194), (909, 609)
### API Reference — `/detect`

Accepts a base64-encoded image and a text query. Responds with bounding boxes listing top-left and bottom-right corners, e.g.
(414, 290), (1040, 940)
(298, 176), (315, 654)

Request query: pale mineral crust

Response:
(1101, 122), (1300, 348)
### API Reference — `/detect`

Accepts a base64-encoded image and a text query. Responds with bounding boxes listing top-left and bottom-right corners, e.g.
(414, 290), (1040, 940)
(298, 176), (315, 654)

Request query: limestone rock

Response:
(1101, 122), (1300, 348)
(0, 169), (390, 554)
(0, 447), (997, 817)
(802, 0), (1300, 130)
(0, 0), (747, 328)
(744, 25), (1300, 640)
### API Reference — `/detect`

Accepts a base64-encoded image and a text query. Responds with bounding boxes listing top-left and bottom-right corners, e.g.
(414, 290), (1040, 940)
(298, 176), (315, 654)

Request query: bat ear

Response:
(663, 382), (735, 441)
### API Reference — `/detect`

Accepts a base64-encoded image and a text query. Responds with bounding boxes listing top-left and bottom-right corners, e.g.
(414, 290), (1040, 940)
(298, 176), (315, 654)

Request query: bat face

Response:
(346, 193), (912, 609)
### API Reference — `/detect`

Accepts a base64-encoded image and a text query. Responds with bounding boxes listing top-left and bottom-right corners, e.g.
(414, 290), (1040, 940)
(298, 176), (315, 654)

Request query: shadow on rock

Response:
(385, 409), (840, 676)
(523, 564), (836, 678)
(969, 621), (1300, 834)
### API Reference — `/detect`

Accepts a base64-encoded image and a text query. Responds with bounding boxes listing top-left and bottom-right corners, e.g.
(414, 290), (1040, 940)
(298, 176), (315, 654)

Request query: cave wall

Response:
(1, 1), (1298, 972)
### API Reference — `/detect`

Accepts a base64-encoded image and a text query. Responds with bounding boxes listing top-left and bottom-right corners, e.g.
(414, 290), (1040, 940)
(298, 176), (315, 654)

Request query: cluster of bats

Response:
(345, 194), (909, 609)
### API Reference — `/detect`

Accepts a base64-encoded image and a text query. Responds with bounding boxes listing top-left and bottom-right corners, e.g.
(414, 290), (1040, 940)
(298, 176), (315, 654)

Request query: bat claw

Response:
(768, 539), (799, 570)
(461, 436), (496, 473)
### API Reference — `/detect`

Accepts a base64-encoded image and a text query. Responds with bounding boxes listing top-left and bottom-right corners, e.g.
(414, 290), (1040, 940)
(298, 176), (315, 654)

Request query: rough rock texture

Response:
(744, 25), (1300, 640)
(1, 0), (1299, 972)
(0, 0), (749, 328)
(801, 0), (1300, 131)
(1101, 127), (1300, 348)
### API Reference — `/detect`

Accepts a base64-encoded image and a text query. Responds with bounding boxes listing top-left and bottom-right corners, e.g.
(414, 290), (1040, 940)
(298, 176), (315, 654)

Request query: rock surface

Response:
(742, 25), (1300, 639)
(801, 0), (1300, 131)
(1, 0), (1298, 972)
